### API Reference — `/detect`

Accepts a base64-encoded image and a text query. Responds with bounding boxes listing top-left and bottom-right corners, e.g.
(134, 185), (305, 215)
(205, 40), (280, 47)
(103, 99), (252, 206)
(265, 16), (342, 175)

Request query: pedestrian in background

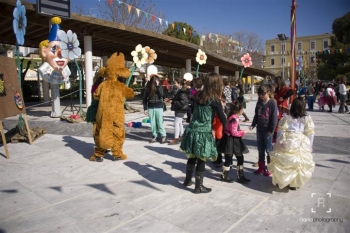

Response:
(168, 79), (190, 145)
(237, 79), (250, 122)
(338, 78), (349, 113)
(223, 80), (232, 113)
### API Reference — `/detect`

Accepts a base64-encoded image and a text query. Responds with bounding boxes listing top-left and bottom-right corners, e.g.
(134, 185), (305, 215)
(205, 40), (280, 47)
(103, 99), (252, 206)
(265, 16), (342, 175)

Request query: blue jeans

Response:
(307, 95), (314, 110)
(257, 130), (273, 162)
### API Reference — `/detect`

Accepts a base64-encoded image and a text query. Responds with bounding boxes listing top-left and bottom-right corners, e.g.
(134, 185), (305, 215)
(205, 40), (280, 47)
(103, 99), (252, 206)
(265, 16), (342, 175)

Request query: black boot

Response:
(194, 172), (212, 194)
(220, 166), (234, 183)
(183, 164), (195, 186)
(237, 165), (251, 183)
(345, 106), (349, 112)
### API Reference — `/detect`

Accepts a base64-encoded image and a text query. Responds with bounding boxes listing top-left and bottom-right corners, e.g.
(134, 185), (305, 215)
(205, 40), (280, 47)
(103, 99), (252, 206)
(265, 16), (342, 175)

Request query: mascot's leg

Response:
(90, 123), (105, 162)
(111, 121), (127, 161)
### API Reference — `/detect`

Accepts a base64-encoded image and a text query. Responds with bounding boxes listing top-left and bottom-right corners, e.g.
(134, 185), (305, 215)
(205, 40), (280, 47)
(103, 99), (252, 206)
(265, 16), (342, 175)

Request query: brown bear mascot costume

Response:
(89, 52), (134, 162)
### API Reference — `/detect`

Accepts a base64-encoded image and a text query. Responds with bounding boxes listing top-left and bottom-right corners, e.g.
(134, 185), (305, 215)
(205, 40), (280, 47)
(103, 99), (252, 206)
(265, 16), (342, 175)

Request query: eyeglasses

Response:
(258, 92), (267, 96)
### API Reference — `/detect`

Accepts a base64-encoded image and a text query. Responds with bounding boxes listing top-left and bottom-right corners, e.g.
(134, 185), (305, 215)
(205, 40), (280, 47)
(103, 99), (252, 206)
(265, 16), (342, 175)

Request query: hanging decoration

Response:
(239, 53), (252, 79)
(195, 49), (207, 78)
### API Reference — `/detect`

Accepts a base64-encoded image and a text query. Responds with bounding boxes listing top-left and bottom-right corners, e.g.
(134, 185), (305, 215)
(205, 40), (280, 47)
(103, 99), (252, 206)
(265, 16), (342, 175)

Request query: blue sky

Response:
(31, 0), (349, 41)
(150, 0), (349, 40)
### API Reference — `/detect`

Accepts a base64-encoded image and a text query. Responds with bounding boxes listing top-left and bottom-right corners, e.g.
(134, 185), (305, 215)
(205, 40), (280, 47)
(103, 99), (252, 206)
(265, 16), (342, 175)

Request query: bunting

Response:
(136, 8), (140, 17)
(127, 5), (132, 13)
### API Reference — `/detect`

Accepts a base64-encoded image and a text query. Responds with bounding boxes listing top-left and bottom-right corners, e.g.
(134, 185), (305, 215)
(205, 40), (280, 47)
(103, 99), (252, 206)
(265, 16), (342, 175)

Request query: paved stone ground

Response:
(1, 95), (349, 233)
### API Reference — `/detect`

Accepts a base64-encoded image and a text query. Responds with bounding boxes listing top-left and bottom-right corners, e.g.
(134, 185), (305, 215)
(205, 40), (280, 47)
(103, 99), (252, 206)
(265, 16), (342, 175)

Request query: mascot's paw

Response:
(90, 155), (104, 162)
(112, 154), (127, 161)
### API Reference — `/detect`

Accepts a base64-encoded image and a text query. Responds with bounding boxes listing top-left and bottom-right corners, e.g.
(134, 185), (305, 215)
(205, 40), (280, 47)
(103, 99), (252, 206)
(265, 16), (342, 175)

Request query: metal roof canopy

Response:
(0, 0), (274, 77)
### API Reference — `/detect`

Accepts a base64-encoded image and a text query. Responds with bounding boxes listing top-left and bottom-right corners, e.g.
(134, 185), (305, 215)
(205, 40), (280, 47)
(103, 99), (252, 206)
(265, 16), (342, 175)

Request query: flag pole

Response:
(290, 0), (297, 102)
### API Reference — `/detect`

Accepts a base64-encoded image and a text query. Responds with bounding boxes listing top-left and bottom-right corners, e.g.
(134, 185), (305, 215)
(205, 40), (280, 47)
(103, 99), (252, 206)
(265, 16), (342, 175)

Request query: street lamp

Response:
(277, 33), (288, 80)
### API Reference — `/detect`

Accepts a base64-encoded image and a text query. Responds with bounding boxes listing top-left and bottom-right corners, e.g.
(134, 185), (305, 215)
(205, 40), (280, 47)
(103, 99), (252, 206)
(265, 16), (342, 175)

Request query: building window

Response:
(271, 44), (275, 53)
(270, 58), (275, 66)
(310, 41), (316, 50)
(281, 43), (286, 53)
(323, 40), (329, 49)
(298, 42), (302, 51)
(281, 57), (285, 64)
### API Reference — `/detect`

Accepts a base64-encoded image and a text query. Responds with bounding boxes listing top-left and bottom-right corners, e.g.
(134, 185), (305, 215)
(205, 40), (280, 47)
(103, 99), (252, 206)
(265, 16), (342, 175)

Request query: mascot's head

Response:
(106, 52), (130, 80)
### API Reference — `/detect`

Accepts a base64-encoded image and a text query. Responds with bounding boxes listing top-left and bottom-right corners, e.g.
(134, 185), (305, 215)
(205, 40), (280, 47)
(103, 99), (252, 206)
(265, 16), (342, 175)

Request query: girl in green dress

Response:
(180, 72), (227, 194)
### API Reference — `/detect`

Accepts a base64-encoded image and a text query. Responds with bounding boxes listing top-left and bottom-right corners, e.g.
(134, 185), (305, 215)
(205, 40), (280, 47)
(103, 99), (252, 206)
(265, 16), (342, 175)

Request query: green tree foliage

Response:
(332, 12), (350, 47)
(162, 21), (200, 45)
(317, 13), (350, 81)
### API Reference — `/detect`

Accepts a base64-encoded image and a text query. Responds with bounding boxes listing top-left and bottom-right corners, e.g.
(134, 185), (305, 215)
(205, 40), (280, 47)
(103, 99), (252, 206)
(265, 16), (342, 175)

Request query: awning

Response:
(24, 69), (42, 81)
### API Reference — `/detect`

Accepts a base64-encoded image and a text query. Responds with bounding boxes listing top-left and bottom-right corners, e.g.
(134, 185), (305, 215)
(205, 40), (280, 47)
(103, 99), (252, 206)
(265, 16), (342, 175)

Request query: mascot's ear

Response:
(106, 52), (130, 79)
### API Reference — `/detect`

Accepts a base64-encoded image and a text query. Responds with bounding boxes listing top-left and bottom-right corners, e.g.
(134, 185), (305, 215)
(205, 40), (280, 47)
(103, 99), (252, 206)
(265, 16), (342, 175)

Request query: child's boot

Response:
(263, 163), (272, 177)
(254, 162), (264, 175)
(183, 163), (195, 186)
(220, 166), (234, 183)
(237, 165), (251, 183)
(194, 172), (212, 194)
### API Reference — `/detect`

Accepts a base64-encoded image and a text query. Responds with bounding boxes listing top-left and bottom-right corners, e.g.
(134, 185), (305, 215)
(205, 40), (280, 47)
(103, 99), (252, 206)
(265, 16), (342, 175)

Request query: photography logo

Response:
(311, 193), (331, 213)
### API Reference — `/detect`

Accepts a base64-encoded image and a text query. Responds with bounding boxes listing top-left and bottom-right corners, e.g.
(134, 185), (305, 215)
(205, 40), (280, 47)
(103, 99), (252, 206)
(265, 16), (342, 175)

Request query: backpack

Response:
(231, 87), (238, 100)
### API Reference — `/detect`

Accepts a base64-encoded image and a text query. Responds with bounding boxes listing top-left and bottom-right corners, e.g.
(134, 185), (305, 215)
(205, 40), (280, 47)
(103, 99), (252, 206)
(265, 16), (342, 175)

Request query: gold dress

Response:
(267, 114), (315, 189)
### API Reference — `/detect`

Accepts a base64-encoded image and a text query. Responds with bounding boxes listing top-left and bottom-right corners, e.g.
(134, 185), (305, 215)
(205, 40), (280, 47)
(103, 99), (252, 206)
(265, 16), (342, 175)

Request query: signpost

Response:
(36, 0), (71, 19)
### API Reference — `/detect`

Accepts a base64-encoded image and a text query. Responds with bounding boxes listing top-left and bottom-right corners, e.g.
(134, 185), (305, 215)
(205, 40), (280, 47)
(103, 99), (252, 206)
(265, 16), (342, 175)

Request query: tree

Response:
(232, 30), (264, 67)
(332, 12), (350, 47)
(162, 21), (200, 45)
(317, 13), (350, 81)
(201, 30), (264, 68)
(97, 0), (165, 33)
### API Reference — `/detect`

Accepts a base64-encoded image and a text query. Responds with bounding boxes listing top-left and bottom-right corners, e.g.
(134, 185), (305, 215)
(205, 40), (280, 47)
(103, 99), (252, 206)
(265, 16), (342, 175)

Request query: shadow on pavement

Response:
(62, 135), (94, 160)
(144, 145), (186, 160)
(124, 161), (189, 192)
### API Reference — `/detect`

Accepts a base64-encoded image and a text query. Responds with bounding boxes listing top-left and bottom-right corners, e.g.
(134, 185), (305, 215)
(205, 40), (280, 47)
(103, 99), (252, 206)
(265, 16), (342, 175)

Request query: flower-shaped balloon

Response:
(144, 46), (157, 64)
(13, 0), (27, 45)
(296, 56), (303, 71)
(196, 49), (207, 65)
(131, 44), (148, 68)
(57, 30), (81, 60)
(241, 53), (252, 68)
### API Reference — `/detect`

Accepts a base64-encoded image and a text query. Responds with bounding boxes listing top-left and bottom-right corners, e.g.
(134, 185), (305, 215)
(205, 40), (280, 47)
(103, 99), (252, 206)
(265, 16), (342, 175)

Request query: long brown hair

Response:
(196, 72), (223, 105)
(274, 76), (286, 92)
(147, 75), (160, 98)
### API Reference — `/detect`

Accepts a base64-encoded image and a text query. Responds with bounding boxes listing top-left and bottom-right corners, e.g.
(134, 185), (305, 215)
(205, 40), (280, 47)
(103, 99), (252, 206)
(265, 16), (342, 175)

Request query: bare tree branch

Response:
(98, 0), (166, 33)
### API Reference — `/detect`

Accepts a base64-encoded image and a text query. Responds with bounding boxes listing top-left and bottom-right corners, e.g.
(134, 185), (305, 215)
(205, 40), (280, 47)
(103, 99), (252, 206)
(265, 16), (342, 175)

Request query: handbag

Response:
(161, 98), (167, 112)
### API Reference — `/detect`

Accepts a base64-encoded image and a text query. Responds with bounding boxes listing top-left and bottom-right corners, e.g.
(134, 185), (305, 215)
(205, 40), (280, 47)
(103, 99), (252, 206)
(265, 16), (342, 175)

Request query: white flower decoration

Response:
(131, 44), (148, 68)
(13, 0), (27, 45)
(57, 30), (81, 60)
(196, 49), (207, 65)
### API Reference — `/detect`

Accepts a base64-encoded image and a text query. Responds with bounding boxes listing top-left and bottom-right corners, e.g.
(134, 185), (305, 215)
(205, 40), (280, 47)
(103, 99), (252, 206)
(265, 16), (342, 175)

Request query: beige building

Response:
(264, 33), (333, 80)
